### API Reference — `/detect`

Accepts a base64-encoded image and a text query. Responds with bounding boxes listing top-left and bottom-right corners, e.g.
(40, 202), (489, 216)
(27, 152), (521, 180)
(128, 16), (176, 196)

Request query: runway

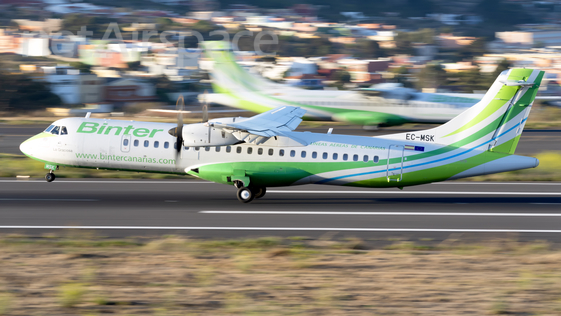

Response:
(1, 179), (560, 243)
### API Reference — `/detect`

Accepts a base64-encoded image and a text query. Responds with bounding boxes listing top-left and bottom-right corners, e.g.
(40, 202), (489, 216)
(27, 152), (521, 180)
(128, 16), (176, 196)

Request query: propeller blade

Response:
(175, 95), (185, 164)
(202, 90), (209, 123)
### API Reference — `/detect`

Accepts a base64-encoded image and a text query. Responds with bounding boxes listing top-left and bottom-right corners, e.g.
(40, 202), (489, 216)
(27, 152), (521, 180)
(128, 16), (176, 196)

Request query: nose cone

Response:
(20, 136), (34, 157)
(20, 132), (53, 158)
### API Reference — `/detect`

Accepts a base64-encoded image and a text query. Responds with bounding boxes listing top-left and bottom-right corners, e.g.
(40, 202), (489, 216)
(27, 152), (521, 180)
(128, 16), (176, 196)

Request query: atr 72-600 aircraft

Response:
(21, 68), (542, 203)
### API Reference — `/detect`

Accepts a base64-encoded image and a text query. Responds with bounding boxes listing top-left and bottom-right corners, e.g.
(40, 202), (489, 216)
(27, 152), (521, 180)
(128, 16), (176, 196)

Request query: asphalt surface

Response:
(2, 124), (560, 155)
(2, 123), (561, 243)
(1, 179), (560, 243)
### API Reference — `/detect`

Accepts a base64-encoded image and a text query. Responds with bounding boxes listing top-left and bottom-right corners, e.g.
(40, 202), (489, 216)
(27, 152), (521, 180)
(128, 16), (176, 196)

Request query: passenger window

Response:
(154, 141), (159, 148)
(279, 149), (284, 157)
(60, 126), (68, 135)
(301, 151), (306, 158)
(45, 125), (54, 133)
(333, 153), (338, 160)
(164, 142), (169, 149)
(123, 139), (129, 146)
(134, 140), (139, 147)
(373, 155), (379, 163)
(236, 147), (242, 154)
(363, 155), (369, 162)
(205, 147), (211, 151)
(290, 150), (295, 157)
(258, 148), (263, 155)
(216, 146), (221, 152)
(184, 146), (190, 151)
(247, 147), (253, 154)
(144, 140), (149, 147)
(343, 154), (348, 161)
(51, 126), (60, 135)
(173, 142), (177, 149)
(353, 154), (358, 161)
(268, 148), (274, 156)
(195, 147), (200, 151)
(226, 146), (232, 153)
(312, 152), (317, 159)
(322, 152), (328, 159)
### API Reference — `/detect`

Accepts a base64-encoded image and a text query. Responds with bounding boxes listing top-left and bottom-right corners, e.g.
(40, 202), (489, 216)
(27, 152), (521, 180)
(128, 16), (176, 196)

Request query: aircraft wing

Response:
(209, 106), (307, 144)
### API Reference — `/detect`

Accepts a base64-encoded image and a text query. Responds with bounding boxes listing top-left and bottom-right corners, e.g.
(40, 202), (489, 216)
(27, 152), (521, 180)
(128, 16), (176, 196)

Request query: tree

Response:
(492, 59), (511, 78)
(334, 69), (351, 84)
(0, 72), (61, 112)
(355, 39), (385, 59)
(487, 59), (511, 86)
(415, 63), (446, 90)
(393, 32), (415, 55)
(69, 62), (91, 74)
(390, 66), (413, 88)
(455, 38), (487, 61)
(460, 66), (489, 93)
(150, 76), (174, 103)
(474, 0), (535, 27)
(62, 14), (115, 38)
(127, 61), (142, 71)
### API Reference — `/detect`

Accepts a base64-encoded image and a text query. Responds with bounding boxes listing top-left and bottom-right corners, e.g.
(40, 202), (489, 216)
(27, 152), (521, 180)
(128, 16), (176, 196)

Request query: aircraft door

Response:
(121, 134), (131, 153)
(386, 145), (404, 182)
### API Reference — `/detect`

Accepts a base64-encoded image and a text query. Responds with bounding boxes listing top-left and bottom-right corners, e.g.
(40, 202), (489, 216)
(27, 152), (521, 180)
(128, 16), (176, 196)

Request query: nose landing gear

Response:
(45, 165), (58, 182)
(45, 172), (56, 182)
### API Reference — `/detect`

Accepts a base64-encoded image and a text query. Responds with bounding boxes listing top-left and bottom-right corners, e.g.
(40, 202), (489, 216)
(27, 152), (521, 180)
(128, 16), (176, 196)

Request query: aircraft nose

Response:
(19, 136), (34, 157)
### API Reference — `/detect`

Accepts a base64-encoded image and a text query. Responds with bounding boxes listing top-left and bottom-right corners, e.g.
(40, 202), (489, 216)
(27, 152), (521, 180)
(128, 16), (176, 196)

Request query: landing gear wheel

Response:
(254, 187), (267, 199)
(45, 173), (56, 182)
(237, 187), (254, 203)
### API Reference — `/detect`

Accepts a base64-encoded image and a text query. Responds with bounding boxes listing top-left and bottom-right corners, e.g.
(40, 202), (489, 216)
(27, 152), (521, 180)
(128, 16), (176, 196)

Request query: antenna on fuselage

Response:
(85, 112), (91, 118)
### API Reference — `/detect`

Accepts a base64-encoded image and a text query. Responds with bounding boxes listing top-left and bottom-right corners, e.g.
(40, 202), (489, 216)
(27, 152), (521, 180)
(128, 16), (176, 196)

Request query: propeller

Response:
(175, 94), (184, 164)
(202, 90), (210, 143)
(202, 90), (209, 123)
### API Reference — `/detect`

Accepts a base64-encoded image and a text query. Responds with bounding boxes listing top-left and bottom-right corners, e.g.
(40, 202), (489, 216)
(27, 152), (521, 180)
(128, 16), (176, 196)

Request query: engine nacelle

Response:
(182, 123), (239, 146)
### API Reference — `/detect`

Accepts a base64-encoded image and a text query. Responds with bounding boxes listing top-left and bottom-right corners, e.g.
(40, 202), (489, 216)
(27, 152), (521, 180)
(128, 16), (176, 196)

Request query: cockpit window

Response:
(45, 125), (54, 133)
(60, 126), (68, 135)
(51, 126), (60, 135)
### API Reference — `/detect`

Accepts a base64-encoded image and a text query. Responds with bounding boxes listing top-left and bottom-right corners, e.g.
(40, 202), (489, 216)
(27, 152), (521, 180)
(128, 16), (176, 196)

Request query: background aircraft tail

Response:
(202, 41), (286, 94)
(407, 68), (544, 154)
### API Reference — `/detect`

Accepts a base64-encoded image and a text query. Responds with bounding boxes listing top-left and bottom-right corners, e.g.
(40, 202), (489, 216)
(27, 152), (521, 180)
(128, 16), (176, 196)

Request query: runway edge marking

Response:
(1, 226), (561, 233)
(200, 211), (561, 216)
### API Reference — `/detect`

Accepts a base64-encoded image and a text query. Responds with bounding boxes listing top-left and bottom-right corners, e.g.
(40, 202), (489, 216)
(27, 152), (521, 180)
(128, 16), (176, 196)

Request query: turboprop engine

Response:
(181, 121), (240, 146)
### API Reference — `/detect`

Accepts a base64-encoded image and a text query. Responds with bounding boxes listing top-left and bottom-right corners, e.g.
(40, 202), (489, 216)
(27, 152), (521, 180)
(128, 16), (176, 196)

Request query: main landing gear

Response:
(234, 181), (266, 203)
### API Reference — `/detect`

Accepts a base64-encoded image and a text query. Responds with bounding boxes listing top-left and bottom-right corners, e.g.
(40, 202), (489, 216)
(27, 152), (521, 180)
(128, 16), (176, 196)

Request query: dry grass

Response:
(1, 235), (561, 315)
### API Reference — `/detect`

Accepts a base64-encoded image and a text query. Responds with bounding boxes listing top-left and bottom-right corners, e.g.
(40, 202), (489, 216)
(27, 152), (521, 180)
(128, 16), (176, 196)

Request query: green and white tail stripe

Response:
(382, 68), (543, 154)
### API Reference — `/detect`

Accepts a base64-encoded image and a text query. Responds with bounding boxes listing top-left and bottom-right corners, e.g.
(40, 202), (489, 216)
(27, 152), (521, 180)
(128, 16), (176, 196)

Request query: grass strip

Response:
(1, 234), (561, 315)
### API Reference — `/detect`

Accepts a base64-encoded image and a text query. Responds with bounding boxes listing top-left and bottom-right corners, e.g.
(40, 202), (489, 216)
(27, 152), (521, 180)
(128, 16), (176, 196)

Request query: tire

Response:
(237, 187), (254, 203)
(254, 187), (267, 199)
(45, 173), (55, 182)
